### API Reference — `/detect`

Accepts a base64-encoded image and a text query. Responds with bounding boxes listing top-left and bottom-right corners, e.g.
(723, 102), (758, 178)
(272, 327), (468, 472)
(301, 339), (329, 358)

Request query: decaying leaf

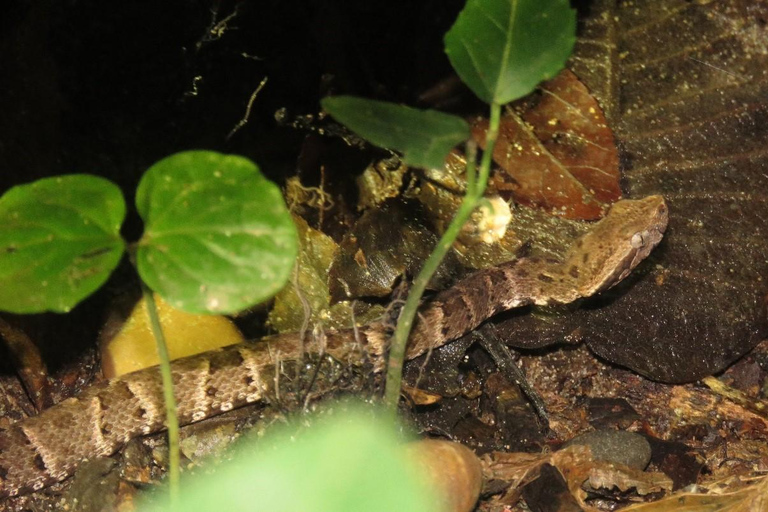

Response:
(401, 384), (443, 406)
(585, 463), (673, 496)
(99, 293), (244, 378)
(268, 215), (384, 333)
(473, 69), (621, 220)
(483, 444), (673, 510)
(328, 199), (460, 301)
(356, 157), (408, 210)
(621, 474), (768, 512)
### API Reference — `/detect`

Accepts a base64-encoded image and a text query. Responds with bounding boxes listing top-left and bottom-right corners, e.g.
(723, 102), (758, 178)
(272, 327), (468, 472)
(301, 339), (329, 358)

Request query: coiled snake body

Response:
(0, 195), (668, 498)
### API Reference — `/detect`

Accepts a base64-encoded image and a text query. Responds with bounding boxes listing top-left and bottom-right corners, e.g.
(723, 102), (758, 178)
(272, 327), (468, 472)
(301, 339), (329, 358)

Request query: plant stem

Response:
(383, 102), (503, 412)
(141, 283), (180, 503)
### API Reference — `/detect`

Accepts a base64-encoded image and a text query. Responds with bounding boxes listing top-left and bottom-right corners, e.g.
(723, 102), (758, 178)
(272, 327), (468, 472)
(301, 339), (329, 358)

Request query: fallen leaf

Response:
(483, 444), (673, 510)
(621, 474), (768, 512)
(473, 69), (621, 220)
(401, 385), (443, 406)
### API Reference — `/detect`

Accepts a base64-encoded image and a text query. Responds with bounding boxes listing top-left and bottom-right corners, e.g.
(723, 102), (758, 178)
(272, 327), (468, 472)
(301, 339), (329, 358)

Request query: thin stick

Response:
(302, 325), (327, 412)
(226, 77), (268, 140)
(292, 265), (311, 389)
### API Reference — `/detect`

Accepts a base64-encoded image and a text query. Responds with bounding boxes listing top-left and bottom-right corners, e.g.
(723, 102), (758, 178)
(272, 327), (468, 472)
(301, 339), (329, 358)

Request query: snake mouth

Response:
(592, 249), (639, 295)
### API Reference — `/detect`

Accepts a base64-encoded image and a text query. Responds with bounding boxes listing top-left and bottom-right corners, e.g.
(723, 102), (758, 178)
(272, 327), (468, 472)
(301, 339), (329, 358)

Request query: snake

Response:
(0, 195), (668, 498)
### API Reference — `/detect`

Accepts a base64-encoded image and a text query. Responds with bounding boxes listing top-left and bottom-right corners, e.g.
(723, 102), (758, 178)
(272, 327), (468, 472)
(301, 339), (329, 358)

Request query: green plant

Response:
(322, 0), (575, 412)
(0, 150), (299, 501)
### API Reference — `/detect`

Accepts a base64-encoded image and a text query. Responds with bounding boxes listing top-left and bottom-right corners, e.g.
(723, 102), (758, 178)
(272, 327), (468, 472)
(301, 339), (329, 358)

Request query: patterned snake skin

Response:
(0, 195), (668, 497)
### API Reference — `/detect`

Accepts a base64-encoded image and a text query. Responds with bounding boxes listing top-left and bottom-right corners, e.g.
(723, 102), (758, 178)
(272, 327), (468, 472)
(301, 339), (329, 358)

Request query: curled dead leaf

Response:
(401, 384), (443, 406)
(621, 474), (768, 512)
(483, 444), (673, 510)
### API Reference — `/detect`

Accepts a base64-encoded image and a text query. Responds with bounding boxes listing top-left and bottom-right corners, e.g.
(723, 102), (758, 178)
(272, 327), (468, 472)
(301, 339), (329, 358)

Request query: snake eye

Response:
(630, 232), (645, 248)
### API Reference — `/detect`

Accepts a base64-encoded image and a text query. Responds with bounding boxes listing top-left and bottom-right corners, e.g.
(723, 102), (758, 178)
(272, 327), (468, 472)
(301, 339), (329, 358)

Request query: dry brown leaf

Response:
(585, 462), (673, 495)
(621, 474), (768, 512)
(473, 69), (621, 220)
(401, 384), (443, 406)
(483, 445), (674, 510)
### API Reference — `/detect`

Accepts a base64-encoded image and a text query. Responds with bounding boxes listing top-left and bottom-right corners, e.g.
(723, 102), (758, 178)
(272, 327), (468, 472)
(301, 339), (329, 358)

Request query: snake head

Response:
(567, 195), (669, 295)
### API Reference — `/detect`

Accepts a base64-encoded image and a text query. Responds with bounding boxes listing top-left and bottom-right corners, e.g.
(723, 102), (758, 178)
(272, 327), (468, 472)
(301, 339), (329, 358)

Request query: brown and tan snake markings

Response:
(0, 195), (668, 498)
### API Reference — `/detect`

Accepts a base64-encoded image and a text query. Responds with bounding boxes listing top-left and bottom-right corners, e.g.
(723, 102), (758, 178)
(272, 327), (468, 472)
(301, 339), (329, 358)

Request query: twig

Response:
(474, 327), (550, 430)
(0, 316), (52, 410)
(302, 324), (327, 411)
(349, 301), (369, 366)
(226, 77), (268, 140)
(414, 345), (435, 392)
(195, 2), (242, 52)
(703, 376), (768, 418)
(292, 265), (311, 388)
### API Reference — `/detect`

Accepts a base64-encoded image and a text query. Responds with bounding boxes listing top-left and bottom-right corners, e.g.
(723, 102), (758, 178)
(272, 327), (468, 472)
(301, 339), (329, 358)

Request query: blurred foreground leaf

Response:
(142, 406), (440, 512)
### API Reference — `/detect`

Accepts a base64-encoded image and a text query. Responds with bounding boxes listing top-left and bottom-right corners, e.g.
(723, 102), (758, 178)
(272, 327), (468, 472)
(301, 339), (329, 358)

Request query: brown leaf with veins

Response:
(473, 69), (621, 220)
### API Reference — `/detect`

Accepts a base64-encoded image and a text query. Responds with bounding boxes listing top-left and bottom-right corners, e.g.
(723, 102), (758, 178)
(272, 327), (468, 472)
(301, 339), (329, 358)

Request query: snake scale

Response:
(0, 195), (668, 498)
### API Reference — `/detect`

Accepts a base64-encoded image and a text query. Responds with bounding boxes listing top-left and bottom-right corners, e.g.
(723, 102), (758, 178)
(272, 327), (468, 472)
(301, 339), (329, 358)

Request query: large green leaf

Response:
(136, 151), (298, 315)
(445, 0), (576, 104)
(322, 96), (469, 170)
(142, 405), (439, 512)
(0, 175), (126, 313)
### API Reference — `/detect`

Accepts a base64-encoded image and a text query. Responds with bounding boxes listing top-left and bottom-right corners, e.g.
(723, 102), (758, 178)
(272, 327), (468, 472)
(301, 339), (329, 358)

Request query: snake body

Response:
(0, 195), (668, 498)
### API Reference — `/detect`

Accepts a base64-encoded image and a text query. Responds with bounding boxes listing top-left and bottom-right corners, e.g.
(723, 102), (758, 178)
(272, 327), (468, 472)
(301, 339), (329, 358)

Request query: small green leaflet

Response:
(322, 96), (469, 170)
(136, 150), (298, 315)
(445, 0), (576, 104)
(0, 175), (126, 313)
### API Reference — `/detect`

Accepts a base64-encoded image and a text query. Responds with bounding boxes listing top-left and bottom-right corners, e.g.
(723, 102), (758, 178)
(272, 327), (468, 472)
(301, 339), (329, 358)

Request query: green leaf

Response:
(445, 0), (576, 104)
(0, 175), (126, 313)
(321, 96), (469, 169)
(136, 150), (298, 315)
(141, 405), (439, 512)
